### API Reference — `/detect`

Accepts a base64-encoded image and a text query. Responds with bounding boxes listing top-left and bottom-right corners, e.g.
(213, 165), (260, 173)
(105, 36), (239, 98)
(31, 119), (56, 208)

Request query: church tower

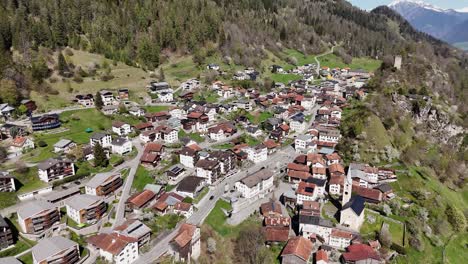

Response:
(342, 175), (352, 205)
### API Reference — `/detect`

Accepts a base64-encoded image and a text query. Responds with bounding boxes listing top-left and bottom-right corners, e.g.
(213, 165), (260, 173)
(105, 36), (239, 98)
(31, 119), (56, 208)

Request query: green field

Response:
(24, 108), (112, 163)
(318, 53), (382, 71)
(132, 165), (154, 192)
(144, 105), (170, 113)
(270, 73), (302, 84)
(205, 199), (261, 238)
(445, 233), (468, 264)
(246, 111), (273, 125)
(361, 210), (405, 246)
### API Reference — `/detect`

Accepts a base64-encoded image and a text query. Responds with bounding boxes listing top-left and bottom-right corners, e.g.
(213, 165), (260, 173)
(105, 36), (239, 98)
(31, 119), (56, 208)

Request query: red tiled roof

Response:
(174, 202), (192, 212)
(187, 144), (202, 151)
(263, 139), (279, 149)
(287, 163), (310, 172)
(265, 216), (291, 227)
(294, 155), (307, 164)
(187, 112), (203, 119)
(87, 233), (137, 255)
(280, 124), (290, 131)
(127, 190), (156, 208)
(140, 152), (159, 163)
(329, 175), (344, 186)
(260, 201), (282, 217)
(144, 142), (163, 153)
(287, 170), (311, 181)
(263, 226), (290, 242)
(281, 236), (313, 261)
(11, 137), (27, 147)
(302, 201), (320, 211)
(296, 181), (316, 196)
(173, 223), (197, 247)
(353, 186), (383, 202)
(135, 122), (153, 130)
(112, 121), (126, 128)
(307, 153), (325, 165)
(329, 163), (345, 174)
(316, 249), (328, 262)
(331, 228), (353, 240)
(342, 244), (381, 262)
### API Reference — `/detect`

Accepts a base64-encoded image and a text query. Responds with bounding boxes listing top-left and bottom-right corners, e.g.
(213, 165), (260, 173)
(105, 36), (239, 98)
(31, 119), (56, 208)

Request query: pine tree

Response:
(159, 67), (165, 82)
(94, 91), (103, 109)
(93, 142), (108, 168)
(58, 52), (67, 74)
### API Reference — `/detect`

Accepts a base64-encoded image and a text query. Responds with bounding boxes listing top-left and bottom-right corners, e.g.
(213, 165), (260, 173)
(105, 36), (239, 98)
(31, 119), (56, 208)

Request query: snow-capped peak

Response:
(389, 0), (444, 13)
(456, 7), (468, 13)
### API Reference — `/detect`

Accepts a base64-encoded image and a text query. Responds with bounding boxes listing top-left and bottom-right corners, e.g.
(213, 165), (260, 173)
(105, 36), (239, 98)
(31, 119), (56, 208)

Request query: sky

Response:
(347, 0), (468, 11)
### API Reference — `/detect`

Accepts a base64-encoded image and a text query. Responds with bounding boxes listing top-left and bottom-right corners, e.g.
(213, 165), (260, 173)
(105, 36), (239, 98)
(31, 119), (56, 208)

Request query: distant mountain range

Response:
(388, 0), (468, 49)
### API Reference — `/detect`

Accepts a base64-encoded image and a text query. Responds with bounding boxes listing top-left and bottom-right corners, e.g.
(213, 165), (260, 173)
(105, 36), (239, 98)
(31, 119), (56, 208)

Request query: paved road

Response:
(314, 45), (338, 75)
(135, 105), (320, 263)
(112, 138), (145, 228)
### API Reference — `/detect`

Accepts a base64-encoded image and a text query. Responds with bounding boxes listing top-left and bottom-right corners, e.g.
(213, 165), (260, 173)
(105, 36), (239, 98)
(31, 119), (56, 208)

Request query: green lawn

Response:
(25, 108), (112, 163)
(361, 210), (405, 246)
(246, 111), (273, 125)
(193, 187), (209, 204)
(270, 73), (302, 84)
(132, 165), (154, 192)
(445, 233), (468, 264)
(144, 105), (170, 113)
(240, 134), (261, 146)
(212, 143), (234, 149)
(145, 214), (184, 235)
(178, 130), (205, 143)
(318, 53), (382, 72)
(19, 253), (33, 264)
(0, 168), (45, 209)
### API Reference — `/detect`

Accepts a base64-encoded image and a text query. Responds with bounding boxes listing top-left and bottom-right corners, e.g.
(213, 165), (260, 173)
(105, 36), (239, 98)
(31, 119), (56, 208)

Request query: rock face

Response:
(392, 93), (464, 145)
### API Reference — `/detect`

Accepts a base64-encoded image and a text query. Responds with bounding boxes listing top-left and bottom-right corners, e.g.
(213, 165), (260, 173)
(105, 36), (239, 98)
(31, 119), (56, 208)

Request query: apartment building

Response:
(17, 200), (60, 234)
(85, 173), (123, 197)
(87, 233), (138, 264)
(90, 132), (112, 148)
(0, 171), (16, 192)
(37, 158), (75, 183)
(235, 169), (274, 199)
(65, 194), (107, 225)
(0, 215), (13, 249)
(32, 236), (80, 264)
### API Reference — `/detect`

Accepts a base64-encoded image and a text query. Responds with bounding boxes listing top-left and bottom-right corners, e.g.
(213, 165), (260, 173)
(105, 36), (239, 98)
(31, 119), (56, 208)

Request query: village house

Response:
(208, 122), (236, 141)
(32, 236), (80, 264)
(348, 163), (379, 188)
(299, 214), (333, 243)
(113, 219), (152, 249)
(145, 111), (170, 122)
(280, 236), (313, 264)
(173, 202), (194, 218)
(101, 105), (119, 115)
(37, 158), (75, 183)
(0, 171), (16, 192)
(176, 176), (206, 199)
(87, 233), (139, 264)
(235, 169), (274, 200)
(329, 175), (344, 195)
(17, 200), (60, 234)
(296, 181), (318, 205)
(99, 90), (116, 106)
(294, 135), (316, 153)
(75, 94), (94, 107)
(245, 144), (268, 163)
(171, 223), (201, 263)
(126, 190), (156, 213)
(112, 121), (132, 136)
(184, 112), (209, 133)
(153, 192), (184, 215)
(90, 132), (112, 148)
(179, 144), (201, 168)
(53, 139), (75, 153)
(342, 243), (382, 264)
(111, 137), (133, 155)
(65, 194), (107, 225)
(9, 136), (35, 152)
(329, 228), (354, 249)
(166, 165), (186, 183)
(318, 127), (341, 143)
(0, 103), (15, 120)
(85, 173), (123, 197)
(129, 106), (145, 117)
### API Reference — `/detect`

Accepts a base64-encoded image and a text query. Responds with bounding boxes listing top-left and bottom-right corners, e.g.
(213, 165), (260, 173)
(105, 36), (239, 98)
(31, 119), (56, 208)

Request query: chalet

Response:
(112, 121), (132, 136)
(134, 122), (153, 132)
(90, 132), (112, 148)
(9, 136), (35, 152)
(348, 163), (379, 188)
(185, 112), (209, 132)
(166, 165), (186, 182)
(129, 106), (145, 117)
(206, 150), (236, 174)
(21, 99), (37, 113)
(0, 103), (15, 119)
(85, 173), (123, 197)
(37, 158), (75, 183)
(329, 175), (344, 195)
(118, 88), (129, 100)
(111, 137), (132, 155)
(75, 94), (94, 106)
(31, 114), (61, 131)
(264, 226), (290, 243)
(0, 171), (16, 192)
(145, 111), (170, 122)
(101, 105), (118, 115)
(179, 144), (201, 168)
(148, 81), (171, 93)
(294, 135), (316, 153)
(245, 144), (268, 163)
(296, 181), (318, 205)
(65, 194), (107, 225)
(299, 215), (333, 243)
(153, 192), (184, 215)
(32, 236), (80, 264)
(208, 123), (236, 141)
(99, 90), (116, 106)
(173, 202), (193, 218)
(246, 125), (262, 137)
(329, 228), (354, 249)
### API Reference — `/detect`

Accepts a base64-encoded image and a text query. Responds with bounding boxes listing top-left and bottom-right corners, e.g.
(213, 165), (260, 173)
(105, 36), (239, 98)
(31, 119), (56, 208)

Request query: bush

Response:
(38, 141), (47, 147)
